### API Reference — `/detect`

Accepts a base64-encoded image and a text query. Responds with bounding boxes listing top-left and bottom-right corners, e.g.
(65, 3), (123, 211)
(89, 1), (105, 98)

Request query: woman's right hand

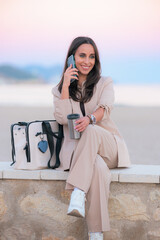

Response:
(63, 65), (79, 88)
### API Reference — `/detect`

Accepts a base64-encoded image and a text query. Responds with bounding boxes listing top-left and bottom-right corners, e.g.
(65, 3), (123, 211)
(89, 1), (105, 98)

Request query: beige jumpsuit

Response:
(52, 76), (131, 232)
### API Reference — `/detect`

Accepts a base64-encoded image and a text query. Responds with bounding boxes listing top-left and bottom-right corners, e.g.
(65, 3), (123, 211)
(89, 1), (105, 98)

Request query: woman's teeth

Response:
(82, 66), (90, 70)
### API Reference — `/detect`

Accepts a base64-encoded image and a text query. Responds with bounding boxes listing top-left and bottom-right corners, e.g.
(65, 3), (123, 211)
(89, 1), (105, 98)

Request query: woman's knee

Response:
(81, 124), (99, 139)
(84, 124), (95, 134)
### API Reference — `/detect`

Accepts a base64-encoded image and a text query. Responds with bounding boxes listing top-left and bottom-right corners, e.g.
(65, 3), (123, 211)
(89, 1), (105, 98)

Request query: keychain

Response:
(37, 133), (48, 153)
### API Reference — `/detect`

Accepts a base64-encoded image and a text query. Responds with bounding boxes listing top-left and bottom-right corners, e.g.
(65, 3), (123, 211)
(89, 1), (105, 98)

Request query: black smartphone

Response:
(67, 55), (77, 83)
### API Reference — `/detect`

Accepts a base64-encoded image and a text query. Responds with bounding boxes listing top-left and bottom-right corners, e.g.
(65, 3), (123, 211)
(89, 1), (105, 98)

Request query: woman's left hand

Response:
(75, 116), (90, 132)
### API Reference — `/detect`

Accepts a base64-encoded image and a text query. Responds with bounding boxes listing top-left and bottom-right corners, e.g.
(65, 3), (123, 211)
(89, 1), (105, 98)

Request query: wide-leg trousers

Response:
(66, 124), (118, 232)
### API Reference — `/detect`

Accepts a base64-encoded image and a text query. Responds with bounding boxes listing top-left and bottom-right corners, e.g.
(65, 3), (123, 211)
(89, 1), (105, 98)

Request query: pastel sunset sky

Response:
(0, 0), (160, 84)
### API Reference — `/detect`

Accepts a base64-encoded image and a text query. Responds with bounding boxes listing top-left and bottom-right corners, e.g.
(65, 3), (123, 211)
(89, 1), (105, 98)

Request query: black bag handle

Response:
(42, 121), (63, 169)
(10, 124), (16, 166)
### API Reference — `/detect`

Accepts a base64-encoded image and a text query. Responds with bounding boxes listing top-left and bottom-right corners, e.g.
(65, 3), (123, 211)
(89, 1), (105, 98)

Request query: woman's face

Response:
(74, 43), (95, 77)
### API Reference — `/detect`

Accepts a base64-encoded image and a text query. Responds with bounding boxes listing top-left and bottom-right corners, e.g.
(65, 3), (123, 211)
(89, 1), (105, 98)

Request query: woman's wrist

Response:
(86, 114), (96, 125)
(86, 115), (91, 124)
(61, 84), (69, 99)
(62, 82), (69, 89)
(86, 116), (90, 125)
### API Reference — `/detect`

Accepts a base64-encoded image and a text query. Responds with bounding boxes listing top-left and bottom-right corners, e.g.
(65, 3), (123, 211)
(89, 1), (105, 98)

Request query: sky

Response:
(0, 0), (160, 84)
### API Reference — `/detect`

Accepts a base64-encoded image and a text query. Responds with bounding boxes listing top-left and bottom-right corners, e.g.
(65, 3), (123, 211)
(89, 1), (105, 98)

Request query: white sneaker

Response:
(88, 232), (103, 240)
(67, 188), (86, 218)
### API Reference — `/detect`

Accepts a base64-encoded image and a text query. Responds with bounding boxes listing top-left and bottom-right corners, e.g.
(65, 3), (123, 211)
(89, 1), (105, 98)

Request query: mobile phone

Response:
(67, 55), (77, 83)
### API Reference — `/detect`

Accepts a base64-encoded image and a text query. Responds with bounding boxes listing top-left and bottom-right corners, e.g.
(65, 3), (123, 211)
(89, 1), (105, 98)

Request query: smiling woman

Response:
(51, 36), (131, 240)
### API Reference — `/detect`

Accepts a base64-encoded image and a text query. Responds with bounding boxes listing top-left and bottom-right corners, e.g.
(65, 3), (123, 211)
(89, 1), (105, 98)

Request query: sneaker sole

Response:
(67, 209), (84, 218)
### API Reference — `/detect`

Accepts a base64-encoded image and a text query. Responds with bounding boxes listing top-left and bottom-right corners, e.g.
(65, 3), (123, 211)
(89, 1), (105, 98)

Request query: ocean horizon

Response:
(1, 56), (160, 85)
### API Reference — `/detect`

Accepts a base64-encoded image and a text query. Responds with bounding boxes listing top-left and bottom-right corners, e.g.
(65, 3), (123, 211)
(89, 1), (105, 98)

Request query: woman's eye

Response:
(80, 54), (85, 58)
(90, 55), (95, 59)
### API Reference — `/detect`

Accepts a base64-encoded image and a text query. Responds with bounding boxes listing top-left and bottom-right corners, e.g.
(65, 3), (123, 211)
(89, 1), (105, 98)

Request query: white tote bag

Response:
(11, 120), (63, 170)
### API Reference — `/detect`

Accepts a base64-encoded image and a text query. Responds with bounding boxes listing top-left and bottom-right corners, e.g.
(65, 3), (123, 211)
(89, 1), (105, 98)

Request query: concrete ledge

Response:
(0, 162), (160, 183)
(40, 169), (69, 180)
(118, 164), (160, 183)
(1, 162), (160, 240)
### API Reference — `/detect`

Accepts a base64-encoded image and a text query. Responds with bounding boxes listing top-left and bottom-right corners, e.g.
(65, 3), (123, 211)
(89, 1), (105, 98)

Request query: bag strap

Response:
(42, 121), (63, 169)
(10, 124), (16, 166)
(52, 124), (63, 169)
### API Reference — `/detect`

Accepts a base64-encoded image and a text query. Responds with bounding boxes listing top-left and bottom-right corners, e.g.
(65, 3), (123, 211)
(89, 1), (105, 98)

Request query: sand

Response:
(0, 105), (160, 165)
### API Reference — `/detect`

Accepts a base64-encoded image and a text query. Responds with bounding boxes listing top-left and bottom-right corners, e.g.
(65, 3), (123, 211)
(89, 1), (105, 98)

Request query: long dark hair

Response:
(58, 36), (101, 103)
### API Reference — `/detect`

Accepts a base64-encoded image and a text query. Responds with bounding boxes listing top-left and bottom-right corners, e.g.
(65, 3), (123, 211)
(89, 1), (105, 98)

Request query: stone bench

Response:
(0, 162), (160, 240)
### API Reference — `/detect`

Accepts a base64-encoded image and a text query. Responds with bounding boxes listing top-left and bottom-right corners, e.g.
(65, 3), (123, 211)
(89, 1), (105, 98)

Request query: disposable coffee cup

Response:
(67, 114), (81, 139)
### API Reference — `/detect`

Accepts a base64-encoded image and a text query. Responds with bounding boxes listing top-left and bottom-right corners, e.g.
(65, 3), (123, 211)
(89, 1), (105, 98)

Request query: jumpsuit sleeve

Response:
(52, 86), (73, 125)
(95, 77), (115, 120)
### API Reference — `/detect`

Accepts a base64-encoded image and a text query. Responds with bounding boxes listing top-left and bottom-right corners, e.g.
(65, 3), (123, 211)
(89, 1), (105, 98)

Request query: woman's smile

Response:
(81, 65), (91, 71)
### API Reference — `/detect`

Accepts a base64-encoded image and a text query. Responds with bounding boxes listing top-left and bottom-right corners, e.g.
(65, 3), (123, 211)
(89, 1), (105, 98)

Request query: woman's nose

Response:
(84, 57), (89, 64)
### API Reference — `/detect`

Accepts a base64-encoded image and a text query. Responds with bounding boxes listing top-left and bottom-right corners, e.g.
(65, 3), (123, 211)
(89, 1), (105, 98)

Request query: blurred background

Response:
(0, 0), (160, 164)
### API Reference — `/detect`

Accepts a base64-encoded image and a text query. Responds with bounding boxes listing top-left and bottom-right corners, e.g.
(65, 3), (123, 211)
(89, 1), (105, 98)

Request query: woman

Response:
(52, 36), (131, 240)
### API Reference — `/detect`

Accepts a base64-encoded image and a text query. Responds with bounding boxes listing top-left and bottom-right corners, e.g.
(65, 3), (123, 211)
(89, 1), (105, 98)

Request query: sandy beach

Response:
(0, 83), (160, 165)
(1, 105), (160, 165)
